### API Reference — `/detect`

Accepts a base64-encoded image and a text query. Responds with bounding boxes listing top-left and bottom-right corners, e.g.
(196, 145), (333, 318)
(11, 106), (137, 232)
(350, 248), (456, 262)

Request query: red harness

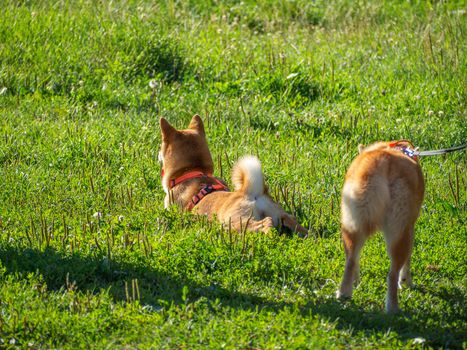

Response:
(389, 140), (419, 161)
(163, 170), (229, 210)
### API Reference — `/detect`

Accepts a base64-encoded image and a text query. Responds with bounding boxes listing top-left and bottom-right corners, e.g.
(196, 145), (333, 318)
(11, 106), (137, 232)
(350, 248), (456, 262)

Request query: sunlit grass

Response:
(0, 0), (466, 348)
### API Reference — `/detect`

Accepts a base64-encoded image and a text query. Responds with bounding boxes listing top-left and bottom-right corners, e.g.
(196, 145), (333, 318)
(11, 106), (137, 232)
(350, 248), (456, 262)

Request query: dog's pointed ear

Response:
(188, 114), (205, 136)
(160, 118), (176, 140)
(358, 144), (365, 154)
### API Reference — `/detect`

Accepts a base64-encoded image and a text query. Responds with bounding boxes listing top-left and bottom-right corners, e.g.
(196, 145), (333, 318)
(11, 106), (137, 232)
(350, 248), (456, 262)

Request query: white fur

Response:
(254, 196), (280, 226)
(232, 156), (264, 198)
(341, 178), (389, 234)
(158, 150), (169, 194)
(158, 150), (163, 163)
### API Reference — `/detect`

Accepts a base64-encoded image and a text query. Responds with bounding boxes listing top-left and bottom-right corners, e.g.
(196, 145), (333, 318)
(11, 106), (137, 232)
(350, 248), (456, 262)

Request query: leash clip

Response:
(401, 147), (418, 160)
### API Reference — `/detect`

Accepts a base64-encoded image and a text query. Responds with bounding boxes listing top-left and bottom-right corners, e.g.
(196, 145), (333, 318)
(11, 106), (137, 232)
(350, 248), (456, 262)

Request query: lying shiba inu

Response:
(159, 114), (308, 235)
(337, 141), (425, 313)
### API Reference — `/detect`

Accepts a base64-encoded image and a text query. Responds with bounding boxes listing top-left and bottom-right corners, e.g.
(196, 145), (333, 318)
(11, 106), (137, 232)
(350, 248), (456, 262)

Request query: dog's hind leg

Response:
(398, 226), (414, 289)
(281, 213), (308, 237)
(384, 226), (412, 313)
(249, 217), (274, 233)
(337, 228), (364, 299)
(230, 216), (274, 234)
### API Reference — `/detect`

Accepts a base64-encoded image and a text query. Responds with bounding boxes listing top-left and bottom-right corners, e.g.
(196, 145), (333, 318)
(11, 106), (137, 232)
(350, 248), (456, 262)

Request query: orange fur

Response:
(337, 141), (425, 313)
(159, 115), (308, 235)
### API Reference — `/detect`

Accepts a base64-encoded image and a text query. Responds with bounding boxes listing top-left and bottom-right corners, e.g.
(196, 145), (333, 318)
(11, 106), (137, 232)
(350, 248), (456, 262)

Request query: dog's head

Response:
(159, 115), (214, 190)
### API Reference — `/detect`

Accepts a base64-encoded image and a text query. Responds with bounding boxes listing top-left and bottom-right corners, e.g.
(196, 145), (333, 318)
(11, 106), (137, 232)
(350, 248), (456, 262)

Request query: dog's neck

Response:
(162, 166), (210, 191)
(163, 177), (205, 210)
(162, 168), (227, 210)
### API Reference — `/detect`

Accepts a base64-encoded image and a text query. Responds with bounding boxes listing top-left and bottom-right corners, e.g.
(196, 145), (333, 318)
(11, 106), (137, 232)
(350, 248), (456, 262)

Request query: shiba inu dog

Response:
(159, 114), (308, 235)
(337, 140), (425, 313)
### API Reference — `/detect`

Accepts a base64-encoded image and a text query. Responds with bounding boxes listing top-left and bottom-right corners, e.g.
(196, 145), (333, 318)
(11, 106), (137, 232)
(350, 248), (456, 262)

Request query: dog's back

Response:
(341, 145), (424, 237)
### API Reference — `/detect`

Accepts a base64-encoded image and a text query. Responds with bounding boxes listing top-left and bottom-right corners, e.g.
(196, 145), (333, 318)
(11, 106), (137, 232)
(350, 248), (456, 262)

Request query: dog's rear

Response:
(337, 142), (424, 312)
(195, 156), (307, 234)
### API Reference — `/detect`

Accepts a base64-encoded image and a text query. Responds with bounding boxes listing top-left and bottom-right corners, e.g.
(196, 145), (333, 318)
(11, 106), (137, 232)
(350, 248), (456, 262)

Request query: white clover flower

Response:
(412, 337), (426, 345)
(93, 212), (103, 220)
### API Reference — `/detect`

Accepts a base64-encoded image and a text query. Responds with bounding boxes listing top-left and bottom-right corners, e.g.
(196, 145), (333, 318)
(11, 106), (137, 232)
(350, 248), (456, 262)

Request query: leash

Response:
(416, 143), (467, 156)
(389, 140), (466, 161)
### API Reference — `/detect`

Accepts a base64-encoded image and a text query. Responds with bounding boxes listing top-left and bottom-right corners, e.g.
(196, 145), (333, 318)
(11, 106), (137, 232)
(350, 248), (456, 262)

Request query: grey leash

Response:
(417, 143), (467, 156)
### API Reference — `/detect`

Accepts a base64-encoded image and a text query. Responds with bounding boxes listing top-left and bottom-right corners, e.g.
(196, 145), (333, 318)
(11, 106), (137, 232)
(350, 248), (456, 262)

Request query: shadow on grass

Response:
(304, 298), (464, 349)
(0, 245), (463, 348)
(0, 245), (279, 311)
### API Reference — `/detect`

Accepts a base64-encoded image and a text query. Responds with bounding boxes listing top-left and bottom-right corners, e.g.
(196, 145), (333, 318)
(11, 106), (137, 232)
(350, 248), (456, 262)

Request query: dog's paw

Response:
(251, 217), (274, 233)
(261, 216), (274, 228)
(385, 296), (401, 314)
(385, 303), (401, 314)
(398, 276), (413, 289)
(336, 289), (352, 300)
(296, 226), (309, 238)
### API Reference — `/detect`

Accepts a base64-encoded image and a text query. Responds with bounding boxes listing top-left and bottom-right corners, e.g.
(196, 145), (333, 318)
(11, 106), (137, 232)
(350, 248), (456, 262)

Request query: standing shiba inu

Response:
(337, 141), (425, 313)
(159, 114), (308, 235)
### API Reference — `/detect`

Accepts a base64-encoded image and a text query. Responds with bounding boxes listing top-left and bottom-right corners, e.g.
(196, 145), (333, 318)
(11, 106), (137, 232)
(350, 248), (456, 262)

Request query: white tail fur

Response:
(231, 156), (264, 197)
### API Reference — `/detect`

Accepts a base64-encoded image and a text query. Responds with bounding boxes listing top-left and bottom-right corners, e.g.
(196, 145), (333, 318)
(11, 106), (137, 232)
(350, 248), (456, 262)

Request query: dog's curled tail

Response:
(232, 156), (265, 197)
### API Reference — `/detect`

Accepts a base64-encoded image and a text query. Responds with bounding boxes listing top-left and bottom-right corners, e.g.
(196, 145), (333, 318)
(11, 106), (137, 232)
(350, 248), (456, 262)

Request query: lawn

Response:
(0, 0), (466, 348)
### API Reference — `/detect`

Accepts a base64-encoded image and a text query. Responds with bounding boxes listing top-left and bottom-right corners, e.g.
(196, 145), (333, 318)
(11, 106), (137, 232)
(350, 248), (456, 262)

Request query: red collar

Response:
(167, 170), (211, 190)
(162, 170), (229, 210)
(389, 140), (418, 161)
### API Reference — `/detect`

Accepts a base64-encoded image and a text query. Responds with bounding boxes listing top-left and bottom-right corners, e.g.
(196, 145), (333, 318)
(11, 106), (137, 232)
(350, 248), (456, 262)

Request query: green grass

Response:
(0, 0), (466, 348)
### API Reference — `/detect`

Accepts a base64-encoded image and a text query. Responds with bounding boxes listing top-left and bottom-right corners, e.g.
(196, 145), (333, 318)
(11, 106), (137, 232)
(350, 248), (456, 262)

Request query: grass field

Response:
(0, 0), (466, 348)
